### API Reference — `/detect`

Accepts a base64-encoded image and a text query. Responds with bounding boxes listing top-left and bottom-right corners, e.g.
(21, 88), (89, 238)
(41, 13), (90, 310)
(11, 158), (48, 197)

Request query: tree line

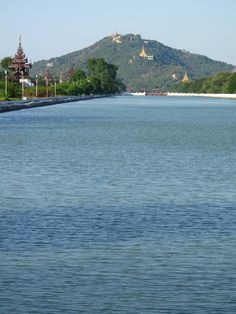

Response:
(0, 57), (125, 99)
(174, 72), (236, 94)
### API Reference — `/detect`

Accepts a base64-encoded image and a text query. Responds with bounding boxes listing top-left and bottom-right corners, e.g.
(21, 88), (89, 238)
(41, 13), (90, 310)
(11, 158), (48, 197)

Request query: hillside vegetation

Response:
(31, 34), (234, 90)
(174, 72), (236, 93)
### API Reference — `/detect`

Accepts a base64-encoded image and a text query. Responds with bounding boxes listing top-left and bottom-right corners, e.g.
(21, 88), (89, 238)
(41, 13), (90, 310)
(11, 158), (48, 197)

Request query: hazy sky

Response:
(1, 0), (236, 65)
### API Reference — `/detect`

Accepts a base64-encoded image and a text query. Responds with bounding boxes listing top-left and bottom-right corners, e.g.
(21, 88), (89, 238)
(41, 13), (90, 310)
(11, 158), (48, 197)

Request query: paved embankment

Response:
(167, 92), (236, 99)
(0, 95), (112, 113)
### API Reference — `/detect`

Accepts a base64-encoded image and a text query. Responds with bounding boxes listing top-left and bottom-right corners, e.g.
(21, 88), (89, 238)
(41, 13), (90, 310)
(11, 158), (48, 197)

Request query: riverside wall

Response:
(0, 95), (112, 114)
(167, 92), (236, 99)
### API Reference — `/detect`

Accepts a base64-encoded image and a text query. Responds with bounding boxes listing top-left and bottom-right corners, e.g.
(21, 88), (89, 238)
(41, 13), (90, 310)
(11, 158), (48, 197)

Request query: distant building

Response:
(46, 62), (54, 68)
(9, 37), (32, 83)
(19, 78), (33, 87)
(182, 71), (190, 82)
(112, 32), (122, 44)
(139, 46), (153, 60)
(171, 73), (177, 80)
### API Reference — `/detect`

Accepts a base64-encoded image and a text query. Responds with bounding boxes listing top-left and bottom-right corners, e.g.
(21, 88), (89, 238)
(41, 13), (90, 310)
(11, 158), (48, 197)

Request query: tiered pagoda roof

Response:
(9, 37), (32, 82)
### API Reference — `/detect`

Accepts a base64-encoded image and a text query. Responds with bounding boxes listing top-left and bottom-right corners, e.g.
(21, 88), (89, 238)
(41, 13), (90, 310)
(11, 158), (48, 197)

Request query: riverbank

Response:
(167, 92), (236, 99)
(0, 95), (112, 113)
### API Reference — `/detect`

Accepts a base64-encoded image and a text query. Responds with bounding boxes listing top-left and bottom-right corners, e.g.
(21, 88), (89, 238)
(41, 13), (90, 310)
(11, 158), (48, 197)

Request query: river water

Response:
(0, 96), (236, 313)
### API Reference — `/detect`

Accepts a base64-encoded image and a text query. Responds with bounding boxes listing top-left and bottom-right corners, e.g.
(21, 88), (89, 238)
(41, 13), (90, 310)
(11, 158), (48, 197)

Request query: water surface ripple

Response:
(0, 96), (236, 313)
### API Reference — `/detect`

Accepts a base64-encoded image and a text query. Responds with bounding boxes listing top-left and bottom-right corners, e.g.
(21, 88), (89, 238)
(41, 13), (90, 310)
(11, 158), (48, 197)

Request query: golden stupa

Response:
(182, 72), (189, 82)
(139, 46), (148, 58)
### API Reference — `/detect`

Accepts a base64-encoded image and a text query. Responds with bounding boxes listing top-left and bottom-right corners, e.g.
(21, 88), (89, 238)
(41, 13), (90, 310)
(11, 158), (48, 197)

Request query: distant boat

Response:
(131, 91), (146, 96)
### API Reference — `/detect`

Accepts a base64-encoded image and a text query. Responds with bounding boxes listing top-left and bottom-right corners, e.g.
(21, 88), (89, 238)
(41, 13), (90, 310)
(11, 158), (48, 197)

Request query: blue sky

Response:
(1, 0), (236, 65)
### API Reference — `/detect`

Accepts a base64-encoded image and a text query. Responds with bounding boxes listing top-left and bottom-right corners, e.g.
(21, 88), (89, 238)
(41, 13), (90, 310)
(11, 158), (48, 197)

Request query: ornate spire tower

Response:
(9, 37), (32, 82)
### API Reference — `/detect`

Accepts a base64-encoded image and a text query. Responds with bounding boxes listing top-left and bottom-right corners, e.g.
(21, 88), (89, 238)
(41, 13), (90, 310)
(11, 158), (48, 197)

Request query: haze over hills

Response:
(31, 34), (234, 90)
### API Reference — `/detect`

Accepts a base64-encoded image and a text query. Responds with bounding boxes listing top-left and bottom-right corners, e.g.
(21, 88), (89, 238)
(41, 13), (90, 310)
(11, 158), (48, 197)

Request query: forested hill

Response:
(174, 72), (236, 94)
(31, 33), (234, 90)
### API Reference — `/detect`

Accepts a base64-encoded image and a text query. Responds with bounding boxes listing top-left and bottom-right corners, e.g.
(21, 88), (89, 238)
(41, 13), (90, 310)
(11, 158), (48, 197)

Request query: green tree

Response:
(37, 58), (124, 97)
(87, 58), (121, 94)
(0, 81), (21, 98)
(174, 72), (236, 94)
(70, 69), (86, 82)
(0, 57), (13, 70)
(226, 73), (236, 93)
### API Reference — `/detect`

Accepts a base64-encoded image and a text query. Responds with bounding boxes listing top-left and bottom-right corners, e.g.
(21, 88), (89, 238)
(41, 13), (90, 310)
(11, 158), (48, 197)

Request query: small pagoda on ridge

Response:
(182, 71), (190, 82)
(139, 45), (153, 61)
(9, 37), (32, 83)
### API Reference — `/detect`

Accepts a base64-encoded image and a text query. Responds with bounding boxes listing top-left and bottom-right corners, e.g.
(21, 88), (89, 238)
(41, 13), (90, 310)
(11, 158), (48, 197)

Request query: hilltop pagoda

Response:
(112, 32), (122, 44)
(9, 37), (32, 83)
